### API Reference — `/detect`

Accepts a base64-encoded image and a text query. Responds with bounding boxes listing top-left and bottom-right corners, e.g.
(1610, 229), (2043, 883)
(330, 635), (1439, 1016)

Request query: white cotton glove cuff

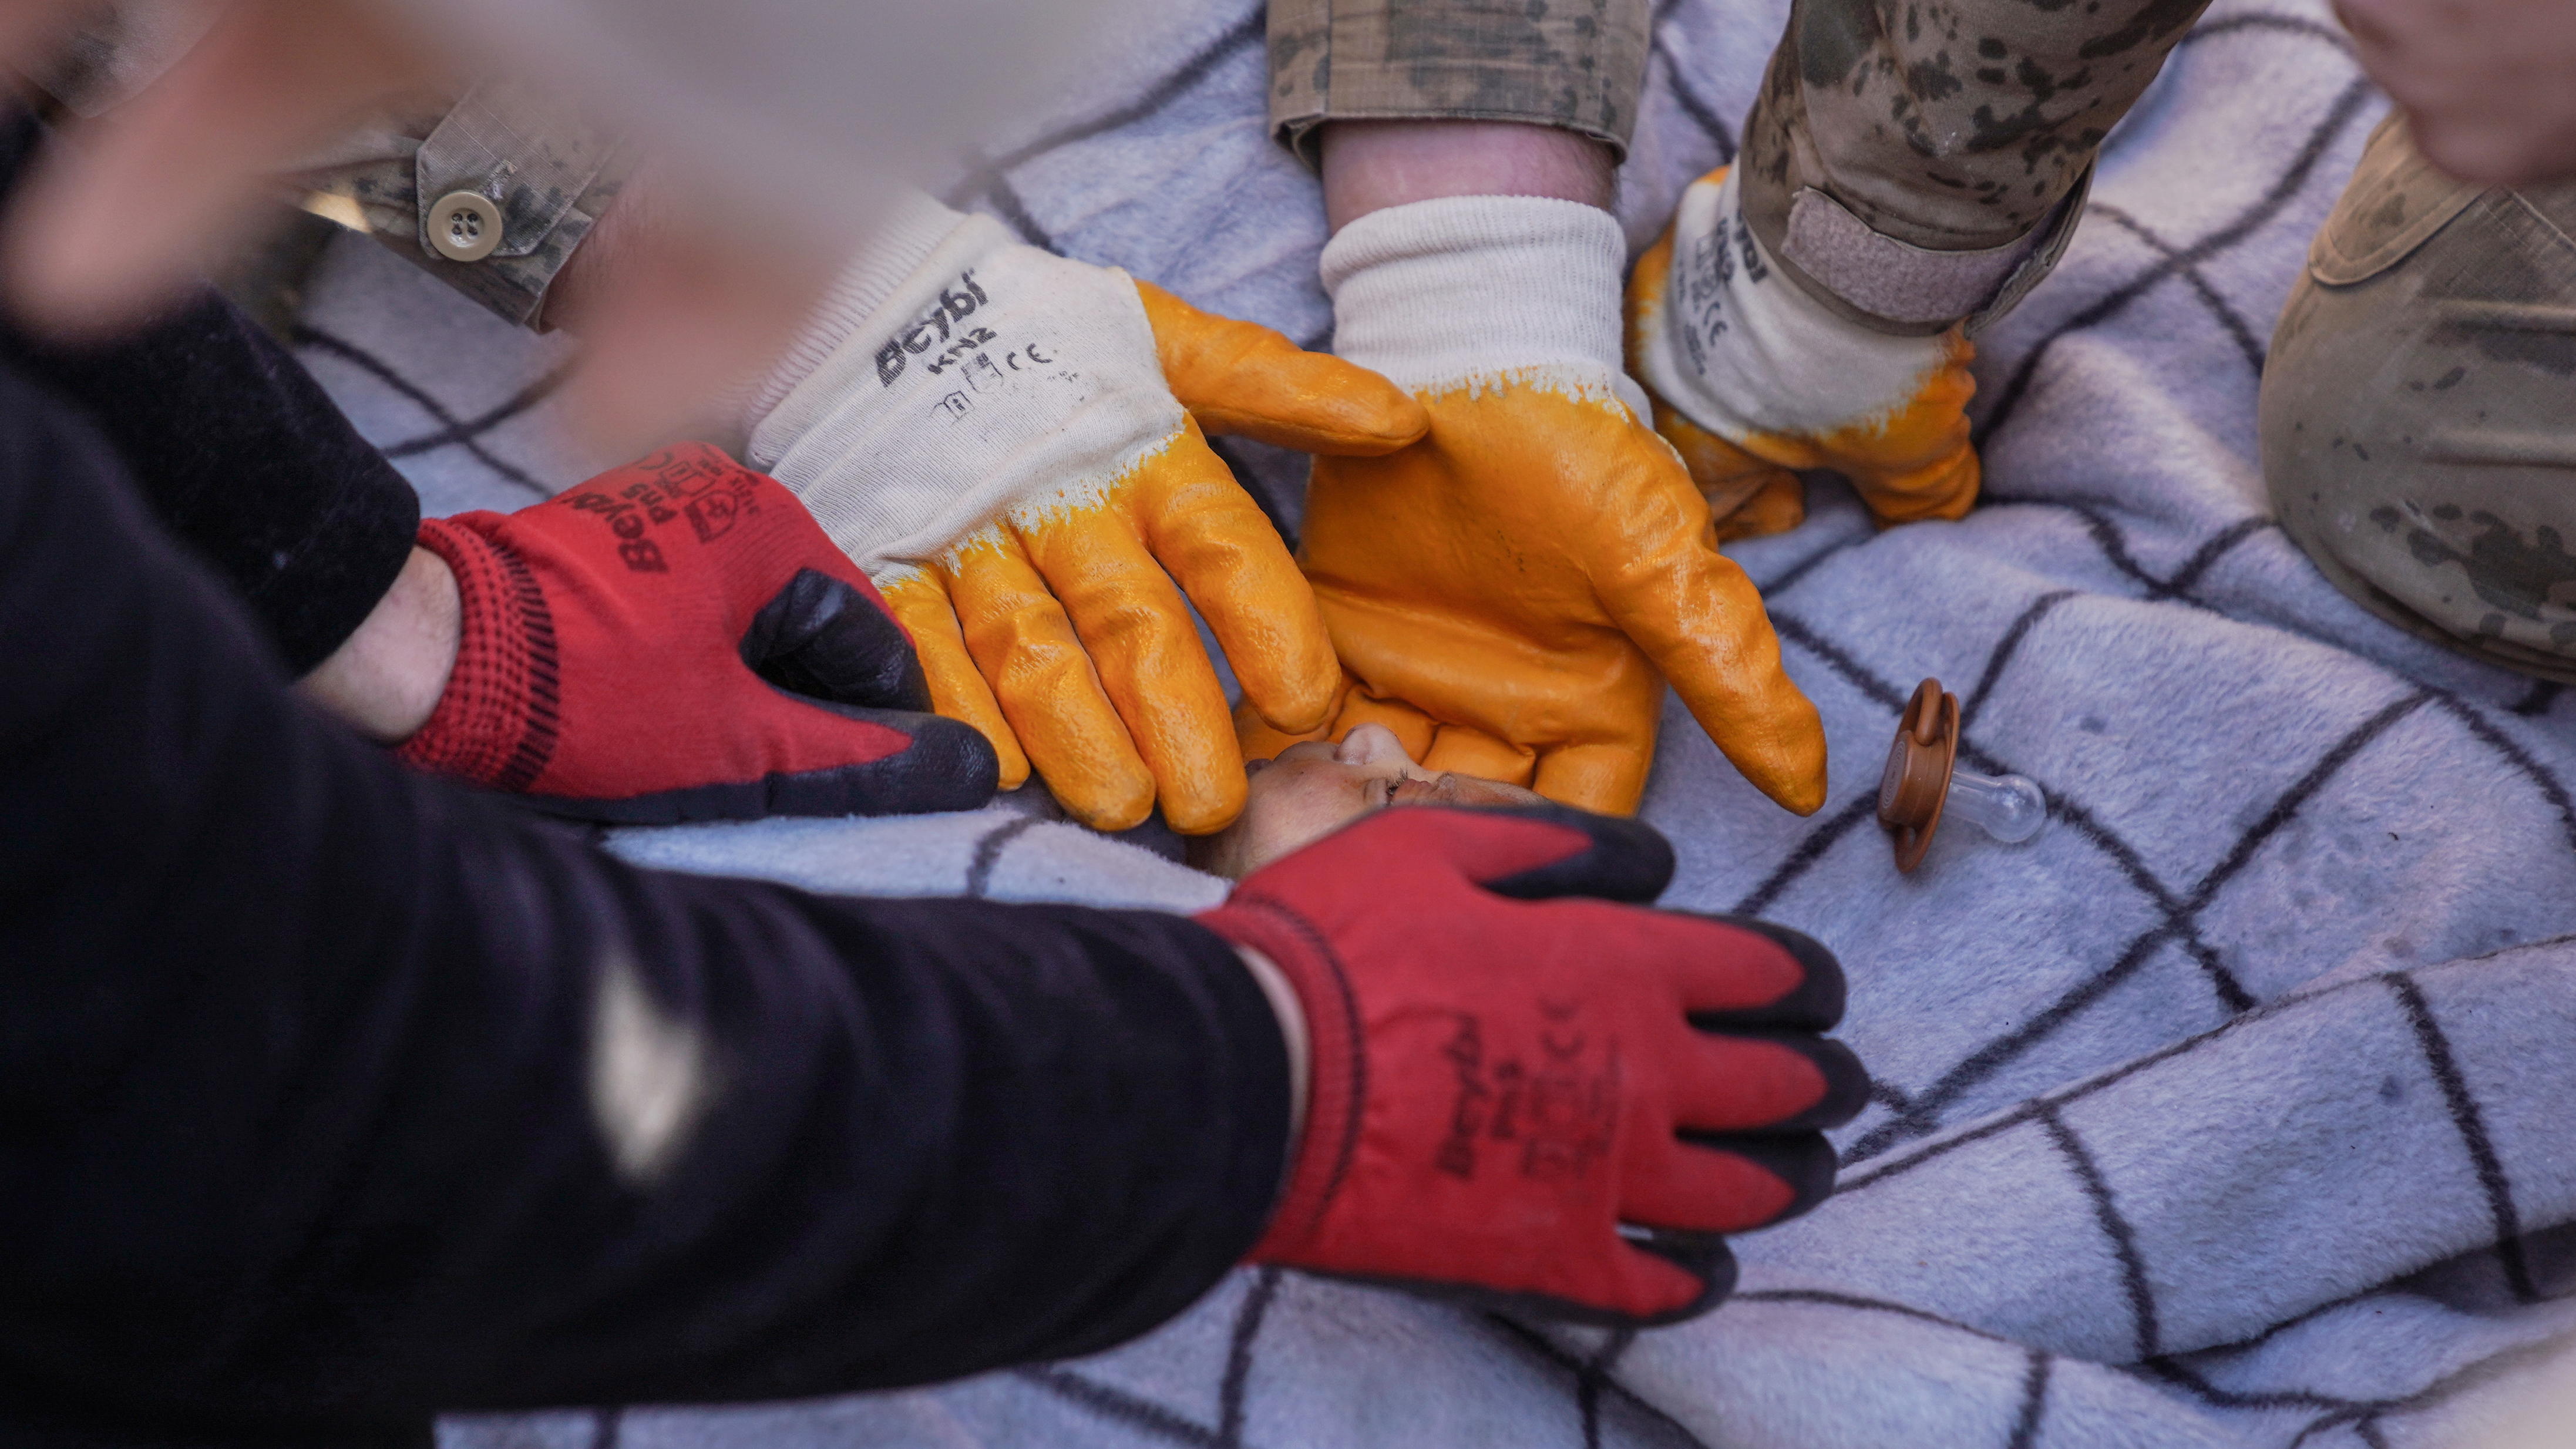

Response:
(1321, 194), (1650, 418)
(739, 189), (976, 431)
(738, 201), (1185, 580)
(1636, 168), (1956, 441)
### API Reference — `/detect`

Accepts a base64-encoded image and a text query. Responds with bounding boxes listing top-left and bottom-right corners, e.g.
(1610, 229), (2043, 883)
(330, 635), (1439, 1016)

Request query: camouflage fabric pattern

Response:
(1737, 0), (2216, 256)
(2264, 113), (2576, 683)
(305, 88), (628, 331)
(1266, 0), (1651, 166)
(1263, 0), (2204, 335)
(48, 12), (624, 330)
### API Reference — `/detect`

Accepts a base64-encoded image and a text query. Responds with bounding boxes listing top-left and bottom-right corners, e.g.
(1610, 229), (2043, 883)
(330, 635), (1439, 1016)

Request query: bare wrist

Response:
(296, 545), (460, 742)
(1319, 120), (1615, 234)
(1234, 945), (1310, 1154)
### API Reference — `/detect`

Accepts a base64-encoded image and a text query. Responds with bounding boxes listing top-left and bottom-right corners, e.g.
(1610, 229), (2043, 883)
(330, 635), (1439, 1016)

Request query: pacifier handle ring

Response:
(1879, 678), (1961, 873)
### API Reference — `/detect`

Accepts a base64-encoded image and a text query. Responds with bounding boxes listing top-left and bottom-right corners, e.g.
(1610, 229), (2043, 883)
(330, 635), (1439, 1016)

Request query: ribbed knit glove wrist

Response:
(1198, 803), (1866, 1324)
(741, 192), (1427, 834)
(1246, 194), (1827, 818)
(395, 444), (994, 822)
(1627, 167), (1982, 533)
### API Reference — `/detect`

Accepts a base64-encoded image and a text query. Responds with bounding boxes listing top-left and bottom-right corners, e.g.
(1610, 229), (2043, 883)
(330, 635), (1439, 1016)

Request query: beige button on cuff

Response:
(429, 190), (503, 263)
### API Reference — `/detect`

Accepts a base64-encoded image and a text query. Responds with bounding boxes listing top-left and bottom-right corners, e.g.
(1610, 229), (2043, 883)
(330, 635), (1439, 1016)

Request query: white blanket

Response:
(295, 1), (2576, 1441)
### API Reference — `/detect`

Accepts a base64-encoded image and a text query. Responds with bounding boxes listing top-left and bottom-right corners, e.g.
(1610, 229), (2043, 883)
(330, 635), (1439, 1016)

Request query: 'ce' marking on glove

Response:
(1005, 345), (1054, 369)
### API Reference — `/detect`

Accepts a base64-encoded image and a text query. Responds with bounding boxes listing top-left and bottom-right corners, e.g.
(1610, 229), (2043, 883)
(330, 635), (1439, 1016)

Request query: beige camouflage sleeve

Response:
(300, 81), (631, 331)
(40, 9), (627, 331)
(1734, 0), (2215, 334)
(1266, 0), (1652, 168)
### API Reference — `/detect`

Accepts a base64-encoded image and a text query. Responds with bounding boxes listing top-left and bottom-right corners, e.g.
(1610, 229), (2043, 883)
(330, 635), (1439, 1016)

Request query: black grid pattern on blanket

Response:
(291, 325), (569, 502)
(292, 2), (2576, 1444)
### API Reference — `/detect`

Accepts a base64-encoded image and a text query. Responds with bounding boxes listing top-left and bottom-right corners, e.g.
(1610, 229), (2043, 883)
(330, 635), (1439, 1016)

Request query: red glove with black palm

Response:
(396, 443), (996, 823)
(1200, 804), (1864, 1324)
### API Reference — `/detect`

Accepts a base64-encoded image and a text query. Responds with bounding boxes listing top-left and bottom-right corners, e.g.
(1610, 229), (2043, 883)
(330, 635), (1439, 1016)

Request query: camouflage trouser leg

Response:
(2262, 115), (2576, 683)
(1737, 0), (2214, 332)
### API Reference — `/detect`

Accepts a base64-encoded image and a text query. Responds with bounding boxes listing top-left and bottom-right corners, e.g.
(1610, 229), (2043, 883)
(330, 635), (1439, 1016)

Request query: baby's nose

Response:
(1332, 722), (1415, 768)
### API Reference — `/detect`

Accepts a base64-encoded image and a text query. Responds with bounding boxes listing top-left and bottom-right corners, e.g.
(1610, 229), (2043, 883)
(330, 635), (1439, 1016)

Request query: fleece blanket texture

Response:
(292, 0), (2576, 1441)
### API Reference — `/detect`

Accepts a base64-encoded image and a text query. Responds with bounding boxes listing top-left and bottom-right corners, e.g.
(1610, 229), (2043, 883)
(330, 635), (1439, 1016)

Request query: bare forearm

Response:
(296, 544), (458, 742)
(1319, 120), (1615, 234)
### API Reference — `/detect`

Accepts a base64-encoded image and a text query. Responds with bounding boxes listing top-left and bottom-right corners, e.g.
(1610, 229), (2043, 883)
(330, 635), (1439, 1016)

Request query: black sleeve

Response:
(0, 105), (418, 672)
(0, 364), (1289, 1448)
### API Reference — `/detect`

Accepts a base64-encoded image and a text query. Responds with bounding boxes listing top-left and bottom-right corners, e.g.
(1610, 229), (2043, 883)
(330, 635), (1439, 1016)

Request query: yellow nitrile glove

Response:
(742, 194), (1426, 835)
(1240, 196), (1825, 819)
(1626, 166), (1981, 535)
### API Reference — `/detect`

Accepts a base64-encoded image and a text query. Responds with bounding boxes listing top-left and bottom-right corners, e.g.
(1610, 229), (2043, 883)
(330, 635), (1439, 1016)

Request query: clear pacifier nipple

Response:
(1878, 678), (2048, 872)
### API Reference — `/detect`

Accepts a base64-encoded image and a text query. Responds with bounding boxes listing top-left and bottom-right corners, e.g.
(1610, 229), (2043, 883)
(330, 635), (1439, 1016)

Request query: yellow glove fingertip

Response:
(1020, 692), (1156, 831)
(1834, 330), (1982, 525)
(1530, 742), (1651, 818)
(1713, 471), (1809, 542)
(1701, 660), (1829, 818)
(1717, 668), (1829, 816)
(1299, 384), (1430, 457)
(1162, 766), (1249, 838)
(1056, 776), (1158, 833)
(1233, 694), (1334, 763)
(1136, 278), (1429, 455)
(883, 573), (1031, 789)
(1243, 643), (1339, 736)
(1861, 448), (1981, 526)
(947, 697), (1030, 791)
(1749, 730), (1831, 817)
(1654, 397), (1804, 520)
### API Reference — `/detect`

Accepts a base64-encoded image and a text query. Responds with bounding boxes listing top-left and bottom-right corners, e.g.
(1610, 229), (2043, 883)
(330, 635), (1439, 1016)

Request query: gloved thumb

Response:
(1649, 581), (1828, 816)
(1136, 281), (1427, 456)
(1611, 1231), (1739, 1326)
(1269, 803), (1674, 905)
(1595, 475), (1830, 815)
(735, 569), (1001, 806)
(1467, 803), (1676, 902)
(740, 567), (933, 711)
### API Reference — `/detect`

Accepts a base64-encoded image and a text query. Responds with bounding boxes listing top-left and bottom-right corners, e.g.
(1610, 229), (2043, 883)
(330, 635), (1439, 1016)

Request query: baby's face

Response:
(1189, 724), (1546, 878)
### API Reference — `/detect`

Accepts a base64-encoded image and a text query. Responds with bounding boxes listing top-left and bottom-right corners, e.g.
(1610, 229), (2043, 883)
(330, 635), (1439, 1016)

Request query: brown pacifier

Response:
(1876, 676), (2049, 872)
(1879, 678), (1960, 874)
